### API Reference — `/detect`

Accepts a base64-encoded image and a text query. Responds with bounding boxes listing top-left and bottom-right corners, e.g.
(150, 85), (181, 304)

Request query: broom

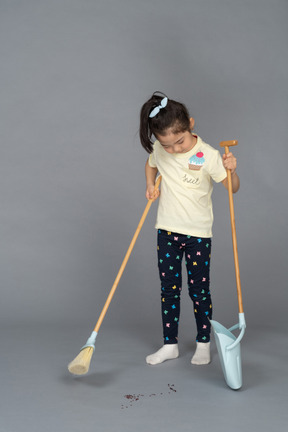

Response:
(68, 176), (162, 375)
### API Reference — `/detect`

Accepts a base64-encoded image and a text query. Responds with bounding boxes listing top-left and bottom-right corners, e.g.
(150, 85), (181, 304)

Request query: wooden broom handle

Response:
(94, 176), (162, 333)
(220, 141), (243, 314)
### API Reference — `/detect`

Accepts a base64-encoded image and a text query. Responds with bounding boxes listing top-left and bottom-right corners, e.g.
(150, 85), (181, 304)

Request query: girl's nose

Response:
(174, 145), (182, 153)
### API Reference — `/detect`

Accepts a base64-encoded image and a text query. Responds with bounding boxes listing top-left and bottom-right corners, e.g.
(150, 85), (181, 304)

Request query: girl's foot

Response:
(191, 342), (211, 365)
(146, 344), (179, 365)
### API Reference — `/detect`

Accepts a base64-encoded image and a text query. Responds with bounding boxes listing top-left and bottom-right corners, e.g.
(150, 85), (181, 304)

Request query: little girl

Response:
(139, 92), (239, 366)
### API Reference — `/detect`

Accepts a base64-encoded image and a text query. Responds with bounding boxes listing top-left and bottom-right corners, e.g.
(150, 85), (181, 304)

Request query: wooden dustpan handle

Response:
(220, 141), (243, 314)
(93, 176), (162, 333)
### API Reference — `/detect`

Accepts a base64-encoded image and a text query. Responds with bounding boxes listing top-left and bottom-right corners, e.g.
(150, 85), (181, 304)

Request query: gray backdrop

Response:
(1, 0), (287, 330)
(0, 1), (287, 430)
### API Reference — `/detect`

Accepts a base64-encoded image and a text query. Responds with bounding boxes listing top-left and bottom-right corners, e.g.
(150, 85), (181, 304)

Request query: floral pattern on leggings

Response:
(157, 230), (212, 344)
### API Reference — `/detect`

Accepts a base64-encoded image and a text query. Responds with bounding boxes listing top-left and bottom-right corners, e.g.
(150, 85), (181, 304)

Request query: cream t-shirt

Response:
(148, 134), (227, 238)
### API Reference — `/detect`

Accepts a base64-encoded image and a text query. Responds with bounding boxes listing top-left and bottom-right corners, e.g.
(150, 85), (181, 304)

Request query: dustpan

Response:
(210, 140), (246, 390)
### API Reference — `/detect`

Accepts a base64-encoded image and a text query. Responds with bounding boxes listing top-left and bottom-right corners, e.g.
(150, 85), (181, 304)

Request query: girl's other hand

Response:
(222, 152), (237, 174)
(146, 184), (160, 201)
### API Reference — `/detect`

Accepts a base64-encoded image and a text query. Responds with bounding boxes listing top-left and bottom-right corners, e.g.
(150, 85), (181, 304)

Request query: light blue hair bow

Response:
(149, 97), (168, 118)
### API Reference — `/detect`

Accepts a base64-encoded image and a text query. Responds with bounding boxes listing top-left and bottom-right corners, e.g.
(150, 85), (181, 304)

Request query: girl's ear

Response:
(189, 117), (195, 130)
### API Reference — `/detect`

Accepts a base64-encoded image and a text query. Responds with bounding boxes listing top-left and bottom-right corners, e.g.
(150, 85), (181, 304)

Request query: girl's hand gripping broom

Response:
(68, 176), (162, 375)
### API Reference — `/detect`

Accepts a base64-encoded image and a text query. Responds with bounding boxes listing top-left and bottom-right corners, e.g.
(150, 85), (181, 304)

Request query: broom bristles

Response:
(68, 346), (94, 375)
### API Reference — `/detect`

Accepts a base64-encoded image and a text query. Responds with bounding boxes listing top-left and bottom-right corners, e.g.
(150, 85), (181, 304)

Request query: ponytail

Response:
(139, 98), (155, 153)
(139, 92), (191, 154)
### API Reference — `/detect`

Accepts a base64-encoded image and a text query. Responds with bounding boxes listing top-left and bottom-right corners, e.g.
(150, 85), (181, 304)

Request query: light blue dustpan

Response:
(211, 140), (246, 390)
(210, 313), (246, 390)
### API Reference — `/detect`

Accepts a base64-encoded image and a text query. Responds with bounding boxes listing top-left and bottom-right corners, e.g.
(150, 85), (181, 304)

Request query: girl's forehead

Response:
(157, 129), (186, 143)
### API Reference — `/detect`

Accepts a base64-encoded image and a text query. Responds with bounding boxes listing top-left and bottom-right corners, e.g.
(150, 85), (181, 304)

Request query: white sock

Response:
(146, 344), (179, 365)
(191, 342), (211, 365)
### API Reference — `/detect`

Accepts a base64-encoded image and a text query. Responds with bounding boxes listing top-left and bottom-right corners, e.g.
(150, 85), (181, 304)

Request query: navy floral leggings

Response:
(157, 230), (212, 344)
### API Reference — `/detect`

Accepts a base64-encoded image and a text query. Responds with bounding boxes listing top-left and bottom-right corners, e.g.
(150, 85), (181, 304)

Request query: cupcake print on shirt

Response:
(188, 152), (205, 170)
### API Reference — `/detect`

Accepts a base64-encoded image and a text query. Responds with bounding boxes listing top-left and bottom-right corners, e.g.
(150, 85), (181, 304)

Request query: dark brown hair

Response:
(139, 91), (191, 153)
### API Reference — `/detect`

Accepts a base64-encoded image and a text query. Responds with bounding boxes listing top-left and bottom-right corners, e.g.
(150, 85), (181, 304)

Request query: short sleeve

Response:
(208, 150), (227, 183)
(148, 151), (157, 168)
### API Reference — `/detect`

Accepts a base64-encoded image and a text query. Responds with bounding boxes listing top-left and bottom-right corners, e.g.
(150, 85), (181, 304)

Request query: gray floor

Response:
(1, 322), (287, 432)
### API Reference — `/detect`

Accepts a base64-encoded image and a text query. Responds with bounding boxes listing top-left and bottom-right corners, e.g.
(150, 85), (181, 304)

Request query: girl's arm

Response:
(221, 152), (240, 193)
(145, 159), (160, 201)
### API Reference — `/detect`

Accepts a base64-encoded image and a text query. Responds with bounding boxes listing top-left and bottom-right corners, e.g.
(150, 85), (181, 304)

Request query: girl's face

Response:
(156, 129), (197, 154)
